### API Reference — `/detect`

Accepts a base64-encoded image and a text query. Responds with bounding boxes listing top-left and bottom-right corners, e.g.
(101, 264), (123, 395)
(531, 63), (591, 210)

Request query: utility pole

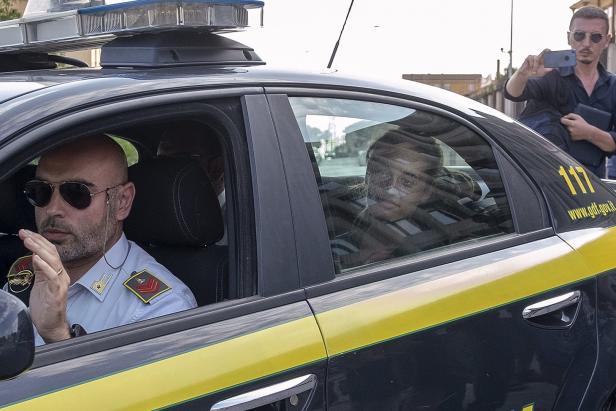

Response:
(508, 0), (513, 79)
(504, 0), (515, 117)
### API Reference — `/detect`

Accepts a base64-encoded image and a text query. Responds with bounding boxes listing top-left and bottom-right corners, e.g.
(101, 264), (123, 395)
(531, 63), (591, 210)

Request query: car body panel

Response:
(475, 114), (616, 233)
(558, 228), (616, 409)
(0, 302), (326, 409)
(309, 235), (597, 409)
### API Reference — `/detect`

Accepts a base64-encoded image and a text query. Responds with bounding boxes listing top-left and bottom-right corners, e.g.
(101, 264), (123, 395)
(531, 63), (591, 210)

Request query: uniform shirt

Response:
(24, 234), (196, 346)
(504, 64), (616, 177)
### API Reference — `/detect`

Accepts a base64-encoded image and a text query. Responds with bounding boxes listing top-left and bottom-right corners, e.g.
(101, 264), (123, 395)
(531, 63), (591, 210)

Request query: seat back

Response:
(125, 157), (225, 306)
(0, 165), (36, 284)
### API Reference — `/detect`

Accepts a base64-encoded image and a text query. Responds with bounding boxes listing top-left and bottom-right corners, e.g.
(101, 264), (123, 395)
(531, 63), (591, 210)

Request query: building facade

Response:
(401, 73), (482, 96)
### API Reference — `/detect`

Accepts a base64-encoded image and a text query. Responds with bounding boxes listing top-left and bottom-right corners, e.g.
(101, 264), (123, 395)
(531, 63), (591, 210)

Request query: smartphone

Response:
(543, 50), (576, 68)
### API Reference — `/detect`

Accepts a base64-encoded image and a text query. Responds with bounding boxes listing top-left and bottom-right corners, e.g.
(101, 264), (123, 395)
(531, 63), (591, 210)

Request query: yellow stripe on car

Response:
(315, 236), (593, 357)
(558, 227), (616, 274)
(4, 316), (325, 410)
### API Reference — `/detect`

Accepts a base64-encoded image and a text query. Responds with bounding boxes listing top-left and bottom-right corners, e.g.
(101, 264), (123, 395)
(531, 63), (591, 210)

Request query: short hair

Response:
(570, 6), (609, 33)
(41, 134), (128, 182)
(366, 129), (443, 176)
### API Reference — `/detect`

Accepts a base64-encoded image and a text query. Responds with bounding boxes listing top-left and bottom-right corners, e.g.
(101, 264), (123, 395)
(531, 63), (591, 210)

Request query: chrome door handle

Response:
(522, 290), (581, 320)
(211, 374), (317, 411)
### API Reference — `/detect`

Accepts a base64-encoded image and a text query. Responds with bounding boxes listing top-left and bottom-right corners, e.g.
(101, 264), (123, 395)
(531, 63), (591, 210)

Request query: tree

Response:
(0, 0), (20, 21)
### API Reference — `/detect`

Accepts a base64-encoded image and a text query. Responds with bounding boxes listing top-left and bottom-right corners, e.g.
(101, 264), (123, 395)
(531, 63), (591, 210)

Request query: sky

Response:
(226, 0), (577, 81)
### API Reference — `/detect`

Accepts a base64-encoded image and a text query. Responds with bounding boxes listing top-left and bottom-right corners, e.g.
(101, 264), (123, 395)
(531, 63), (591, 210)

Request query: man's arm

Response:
(505, 49), (553, 99)
(561, 114), (616, 152)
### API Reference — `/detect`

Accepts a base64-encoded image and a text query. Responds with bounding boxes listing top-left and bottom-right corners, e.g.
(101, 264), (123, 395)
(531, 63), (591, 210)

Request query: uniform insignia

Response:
(7, 255), (34, 294)
(91, 273), (113, 295)
(123, 270), (171, 303)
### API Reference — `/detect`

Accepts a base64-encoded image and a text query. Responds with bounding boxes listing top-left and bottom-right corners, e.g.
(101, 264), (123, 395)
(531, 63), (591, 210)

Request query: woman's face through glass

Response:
(365, 144), (433, 222)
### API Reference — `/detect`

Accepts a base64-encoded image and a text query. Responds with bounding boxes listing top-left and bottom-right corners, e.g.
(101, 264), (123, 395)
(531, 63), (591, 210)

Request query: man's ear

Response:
(567, 32), (572, 47)
(115, 182), (135, 221)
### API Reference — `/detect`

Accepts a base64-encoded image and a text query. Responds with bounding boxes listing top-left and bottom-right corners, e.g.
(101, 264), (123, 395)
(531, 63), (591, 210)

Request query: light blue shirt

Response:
(33, 233), (197, 345)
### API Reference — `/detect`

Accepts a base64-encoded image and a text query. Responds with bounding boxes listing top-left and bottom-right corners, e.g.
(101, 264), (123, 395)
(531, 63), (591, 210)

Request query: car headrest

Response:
(0, 165), (36, 234)
(125, 158), (223, 247)
(434, 169), (482, 204)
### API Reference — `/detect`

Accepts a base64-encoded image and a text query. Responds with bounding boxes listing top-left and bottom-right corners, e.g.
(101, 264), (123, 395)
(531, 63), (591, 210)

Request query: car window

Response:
(0, 102), (253, 344)
(289, 97), (514, 274)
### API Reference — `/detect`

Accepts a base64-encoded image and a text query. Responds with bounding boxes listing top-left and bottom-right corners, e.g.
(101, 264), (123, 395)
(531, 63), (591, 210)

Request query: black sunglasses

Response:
(24, 180), (123, 210)
(572, 31), (604, 44)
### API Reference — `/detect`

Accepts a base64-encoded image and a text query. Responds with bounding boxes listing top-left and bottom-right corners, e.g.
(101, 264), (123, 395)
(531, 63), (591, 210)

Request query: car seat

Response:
(125, 157), (226, 306)
(0, 165), (36, 287)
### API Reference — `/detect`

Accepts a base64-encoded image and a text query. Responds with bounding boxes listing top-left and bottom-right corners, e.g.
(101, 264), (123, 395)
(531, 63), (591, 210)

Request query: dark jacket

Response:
(505, 65), (616, 177)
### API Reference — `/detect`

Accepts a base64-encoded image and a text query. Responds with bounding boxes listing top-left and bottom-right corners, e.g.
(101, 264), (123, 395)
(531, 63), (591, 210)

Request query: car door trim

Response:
(210, 374), (316, 411)
(305, 228), (554, 299)
(522, 290), (581, 319)
(3, 298), (323, 407)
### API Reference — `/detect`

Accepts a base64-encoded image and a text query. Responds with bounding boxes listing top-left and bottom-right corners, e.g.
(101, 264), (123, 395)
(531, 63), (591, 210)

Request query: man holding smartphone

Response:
(505, 5), (616, 178)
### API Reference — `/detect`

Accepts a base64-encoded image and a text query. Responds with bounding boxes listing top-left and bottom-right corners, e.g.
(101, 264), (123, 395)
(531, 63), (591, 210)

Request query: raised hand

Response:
(19, 229), (71, 343)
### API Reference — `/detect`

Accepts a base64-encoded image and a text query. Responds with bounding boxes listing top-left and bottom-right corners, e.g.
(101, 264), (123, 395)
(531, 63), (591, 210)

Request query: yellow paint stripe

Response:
(5, 316), (325, 410)
(316, 238), (593, 356)
(559, 227), (616, 274)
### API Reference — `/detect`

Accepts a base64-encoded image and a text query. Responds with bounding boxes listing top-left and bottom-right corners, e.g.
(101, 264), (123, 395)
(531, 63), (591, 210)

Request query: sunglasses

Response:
(571, 31), (604, 43)
(24, 180), (123, 210)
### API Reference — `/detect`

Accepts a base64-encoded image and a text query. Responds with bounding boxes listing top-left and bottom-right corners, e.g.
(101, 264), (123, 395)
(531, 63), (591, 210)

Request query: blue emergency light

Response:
(0, 0), (263, 52)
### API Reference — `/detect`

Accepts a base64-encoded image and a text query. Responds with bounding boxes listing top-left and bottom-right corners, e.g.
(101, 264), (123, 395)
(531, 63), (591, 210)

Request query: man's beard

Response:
(38, 203), (116, 264)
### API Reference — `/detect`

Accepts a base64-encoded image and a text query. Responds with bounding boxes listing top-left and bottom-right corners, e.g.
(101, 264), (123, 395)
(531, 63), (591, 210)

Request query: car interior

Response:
(0, 118), (233, 309)
(302, 111), (515, 272)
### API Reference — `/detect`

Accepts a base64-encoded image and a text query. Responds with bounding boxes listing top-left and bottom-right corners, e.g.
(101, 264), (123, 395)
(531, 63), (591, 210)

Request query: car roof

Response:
(0, 64), (510, 135)
(0, 66), (498, 118)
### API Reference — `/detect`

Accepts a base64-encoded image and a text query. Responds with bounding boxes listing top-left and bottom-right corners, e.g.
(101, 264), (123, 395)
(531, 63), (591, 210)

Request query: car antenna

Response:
(327, 0), (355, 69)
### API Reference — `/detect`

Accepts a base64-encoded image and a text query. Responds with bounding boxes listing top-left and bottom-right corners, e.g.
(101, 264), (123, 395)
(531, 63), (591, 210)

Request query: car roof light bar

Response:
(0, 0), (263, 53)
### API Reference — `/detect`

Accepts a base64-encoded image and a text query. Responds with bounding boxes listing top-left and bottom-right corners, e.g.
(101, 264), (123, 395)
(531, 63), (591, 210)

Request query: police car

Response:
(1, 0), (616, 409)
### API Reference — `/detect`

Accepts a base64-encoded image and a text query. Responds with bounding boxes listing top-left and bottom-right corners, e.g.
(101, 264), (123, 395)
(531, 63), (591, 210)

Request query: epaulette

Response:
(123, 269), (171, 304)
(6, 255), (34, 305)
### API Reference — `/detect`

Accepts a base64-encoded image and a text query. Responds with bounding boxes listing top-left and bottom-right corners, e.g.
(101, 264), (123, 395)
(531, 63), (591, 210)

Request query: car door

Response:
(267, 90), (598, 411)
(477, 115), (616, 410)
(0, 89), (327, 410)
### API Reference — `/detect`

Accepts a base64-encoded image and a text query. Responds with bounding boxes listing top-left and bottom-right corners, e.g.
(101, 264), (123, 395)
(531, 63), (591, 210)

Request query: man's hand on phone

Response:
(518, 49), (554, 78)
(505, 49), (553, 98)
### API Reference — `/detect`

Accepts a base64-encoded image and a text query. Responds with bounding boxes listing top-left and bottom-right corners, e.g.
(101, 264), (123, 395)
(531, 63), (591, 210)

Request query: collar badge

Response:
(91, 273), (113, 295)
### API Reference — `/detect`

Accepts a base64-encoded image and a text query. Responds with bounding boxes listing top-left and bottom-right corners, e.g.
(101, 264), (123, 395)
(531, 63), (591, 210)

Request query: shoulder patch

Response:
(7, 255), (33, 294)
(123, 270), (171, 304)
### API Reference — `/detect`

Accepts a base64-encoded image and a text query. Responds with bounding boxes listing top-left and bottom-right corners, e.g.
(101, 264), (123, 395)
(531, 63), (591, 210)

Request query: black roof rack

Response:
(0, 53), (89, 73)
(100, 31), (264, 68)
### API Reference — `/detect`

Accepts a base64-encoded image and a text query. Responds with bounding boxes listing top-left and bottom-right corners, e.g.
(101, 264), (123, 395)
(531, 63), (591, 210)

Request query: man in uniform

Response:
(5, 135), (196, 345)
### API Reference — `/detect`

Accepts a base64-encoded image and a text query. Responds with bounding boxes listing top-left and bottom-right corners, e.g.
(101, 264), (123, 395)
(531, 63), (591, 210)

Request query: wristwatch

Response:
(69, 323), (87, 338)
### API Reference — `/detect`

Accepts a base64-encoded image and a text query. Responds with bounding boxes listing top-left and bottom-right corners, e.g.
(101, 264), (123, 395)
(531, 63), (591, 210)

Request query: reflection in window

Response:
(290, 97), (514, 273)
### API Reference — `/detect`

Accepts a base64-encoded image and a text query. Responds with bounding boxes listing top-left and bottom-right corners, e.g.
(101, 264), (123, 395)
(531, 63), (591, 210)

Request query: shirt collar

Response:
(559, 66), (575, 77)
(74, 233), (130, 302)
(559, 62), (609, 84)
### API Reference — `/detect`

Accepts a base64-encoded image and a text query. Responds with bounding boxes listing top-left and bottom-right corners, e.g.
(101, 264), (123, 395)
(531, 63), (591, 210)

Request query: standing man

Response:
(505, 5), (616, 177)
(5, 135), (196, 345)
